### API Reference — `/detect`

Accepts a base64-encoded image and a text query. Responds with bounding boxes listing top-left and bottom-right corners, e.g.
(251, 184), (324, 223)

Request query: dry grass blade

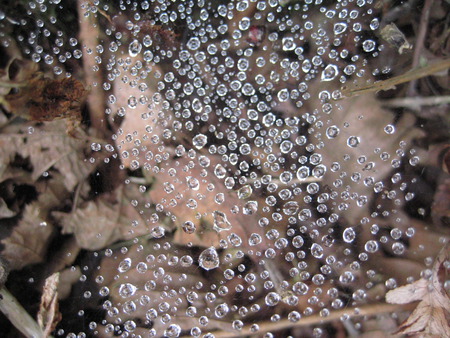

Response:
(340, 58), (450, 98)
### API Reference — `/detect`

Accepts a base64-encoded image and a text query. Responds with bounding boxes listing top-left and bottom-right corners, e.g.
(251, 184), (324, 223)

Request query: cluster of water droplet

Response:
(0, 0), (422, 337)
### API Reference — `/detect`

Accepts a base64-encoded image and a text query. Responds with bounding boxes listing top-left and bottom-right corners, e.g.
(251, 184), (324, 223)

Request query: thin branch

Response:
(0, 287), (46, 338)
(381, 95), (450, 109)
(77, 0), (106, 132)
(339, 58), (450, 98)
(407, 0), (434, 96)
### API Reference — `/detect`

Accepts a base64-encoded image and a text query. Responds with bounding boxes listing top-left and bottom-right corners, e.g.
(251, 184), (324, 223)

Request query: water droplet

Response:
(128, 39), (142, 57)
(199, 247), (220, 271)
(265, 292), (281, 306)
(342, 228), (356, 243)
(384, 124), (395, 134)
(347, 136), (360, 148)
(214, 303), (229, 318)
(311, 243), (324, 258)
(213, 211), (232, 232)
(326, 125), (340, 139)
(118, 283), (137, 298)
(333, 22), (348, 35)
(192, 134), (208, 149)
(237, 185), (253, 199)
(321, 64), (339, 81)
(243, 201), (258, 215)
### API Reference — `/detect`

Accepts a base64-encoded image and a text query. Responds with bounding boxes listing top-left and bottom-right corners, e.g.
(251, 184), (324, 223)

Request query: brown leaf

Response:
(386, 246), (450, 336)
(321, 94), (424, 225)
(0, 197), (16, 218)
(432, 178), (450, 230)
(111, 62), (166, 169)
(3, 59), (87, 135)
(148, 154), (268, 251)
(97, 242), (222, 334)
(53, 185), (149, 250)
(37, 272), (62, 337)
(1, 203), (54, 270)
(0, 121), (93, 190)
(53, 191), (123, 251)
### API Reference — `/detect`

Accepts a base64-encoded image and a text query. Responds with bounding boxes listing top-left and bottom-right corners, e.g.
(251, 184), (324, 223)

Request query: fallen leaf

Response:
(386, 246), (450, 337)
(58, 266), (82, 301)
(321, 94), (424, 225)
(148, 154), (268, 251)
(3, 59), (87, 136)
(432, 178), (450, 230)
(0, 202), (54, 270)
(0, 121), (93, 190)
(37, 272), (62, 338)
(0, 197), (16, 218)
(97, 242), (223, 334)
(53, 185), (149, 250)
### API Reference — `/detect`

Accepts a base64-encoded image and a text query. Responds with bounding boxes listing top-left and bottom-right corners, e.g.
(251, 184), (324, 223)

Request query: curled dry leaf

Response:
(0, 202), (54, 270)
(37, 272), (62, 338)
(2, 60), (87, 136)
(385, 246), (450, 336)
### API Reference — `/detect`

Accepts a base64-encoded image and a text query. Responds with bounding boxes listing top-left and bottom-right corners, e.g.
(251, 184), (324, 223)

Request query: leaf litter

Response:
(0, 1), (448, 337)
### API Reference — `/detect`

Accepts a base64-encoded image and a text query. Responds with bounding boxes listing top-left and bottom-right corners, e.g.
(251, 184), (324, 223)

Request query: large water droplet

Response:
(213, 211), (232, 232)
(128, 39), (142, 57)
(199, 247), (220, 271)
(321, 64), (339, 81)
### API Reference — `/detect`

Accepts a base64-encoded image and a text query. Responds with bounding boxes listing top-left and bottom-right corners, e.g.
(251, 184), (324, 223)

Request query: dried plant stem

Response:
(77, 0), (106, 132)
(0, 287), (46, 338)
(407, 0), (434, 96)
(340, 58), (450, 98)
(382, 95), (450, 109)
(208, 303), (416, 338)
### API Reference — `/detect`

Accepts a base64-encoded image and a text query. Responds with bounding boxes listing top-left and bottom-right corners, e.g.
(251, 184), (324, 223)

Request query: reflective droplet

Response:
(237, 185), (253, 199)
(192, 134), (208, 149)
(342, 228), (356, 243)
(199, 247), (220, 271)
(321, 64), (339, 81)
(213, 211), (232, 232)
(128, 40), (142, 57)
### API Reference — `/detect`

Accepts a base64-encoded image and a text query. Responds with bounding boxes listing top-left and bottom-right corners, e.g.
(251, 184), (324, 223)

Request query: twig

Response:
(381, 95), (450, 109)
(77, 0), (106, 132)
(407, 0), (434, 96)
(339, 58), (450, 98)
(0, 287), (46, 338)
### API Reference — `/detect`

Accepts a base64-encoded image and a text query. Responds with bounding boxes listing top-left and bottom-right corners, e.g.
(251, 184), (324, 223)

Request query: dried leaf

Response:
(386, 246), (450, 336)
(0, 121), (93, 190)
(3, 59), (87, 135)
(111, 62), (166, 169)
(380, 23), (413, 54)
(148, 155), (268, 250)
(53, 192), (123, 251)
(97, 242), (222, 334)
(53, 186), (148, 250)
(0, 197), (16, 218)
(321, 94), (423, 224)
(432, 178), (450, 229)
(37, 272), (62, 337)
(0, 203), (54, 270)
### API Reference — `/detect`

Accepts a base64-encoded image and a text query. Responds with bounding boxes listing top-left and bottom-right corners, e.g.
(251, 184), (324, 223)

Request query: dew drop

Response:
(199, 247), (220, 271)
